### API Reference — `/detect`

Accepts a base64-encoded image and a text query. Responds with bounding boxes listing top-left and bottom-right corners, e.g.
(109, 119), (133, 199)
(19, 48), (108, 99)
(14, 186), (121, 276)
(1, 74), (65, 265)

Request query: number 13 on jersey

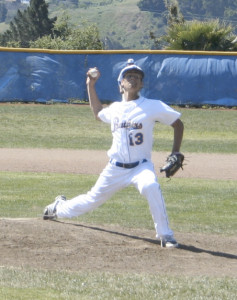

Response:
(128, 132), (143, 146)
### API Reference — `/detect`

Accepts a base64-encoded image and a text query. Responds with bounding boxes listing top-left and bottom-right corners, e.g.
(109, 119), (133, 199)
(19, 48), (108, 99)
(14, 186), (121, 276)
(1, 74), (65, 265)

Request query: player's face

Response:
(122, 71), (143, 91)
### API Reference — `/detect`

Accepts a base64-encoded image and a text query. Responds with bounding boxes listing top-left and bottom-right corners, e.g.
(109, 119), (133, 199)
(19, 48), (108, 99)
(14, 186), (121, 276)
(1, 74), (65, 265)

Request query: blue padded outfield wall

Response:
(0, 48), (237, 106)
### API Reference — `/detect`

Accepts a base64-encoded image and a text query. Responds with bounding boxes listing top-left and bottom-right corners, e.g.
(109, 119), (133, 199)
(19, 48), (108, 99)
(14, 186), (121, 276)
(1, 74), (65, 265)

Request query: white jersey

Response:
(98, 96), (181, 163)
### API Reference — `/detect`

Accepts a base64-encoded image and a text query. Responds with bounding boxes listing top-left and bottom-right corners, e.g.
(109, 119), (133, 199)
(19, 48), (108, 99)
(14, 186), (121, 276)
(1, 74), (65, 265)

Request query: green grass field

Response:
(0, 104), (236, 299)
(0, 172), (236, 235)
(0, 104), (236, 153)
(1, 269), (236, 300)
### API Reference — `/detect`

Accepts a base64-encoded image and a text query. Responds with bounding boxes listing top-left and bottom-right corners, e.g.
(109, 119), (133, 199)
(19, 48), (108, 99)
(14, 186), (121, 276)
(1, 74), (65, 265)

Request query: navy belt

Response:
(110, 159), (147, 169)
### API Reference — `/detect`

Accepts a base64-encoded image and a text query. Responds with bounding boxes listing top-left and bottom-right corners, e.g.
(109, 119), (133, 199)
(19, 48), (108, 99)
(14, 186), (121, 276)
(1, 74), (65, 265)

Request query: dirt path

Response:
(0, 148), (236, 180)
(0, 148), (236, 277)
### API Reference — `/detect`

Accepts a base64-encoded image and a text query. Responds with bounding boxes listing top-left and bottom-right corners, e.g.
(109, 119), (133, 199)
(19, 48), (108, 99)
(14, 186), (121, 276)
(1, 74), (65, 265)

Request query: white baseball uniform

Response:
(56, 96), (181, 239)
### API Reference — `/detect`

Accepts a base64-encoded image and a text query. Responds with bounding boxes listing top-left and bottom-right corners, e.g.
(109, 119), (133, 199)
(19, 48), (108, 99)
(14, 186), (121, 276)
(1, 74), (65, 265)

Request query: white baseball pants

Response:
(56, 161), (174, 239)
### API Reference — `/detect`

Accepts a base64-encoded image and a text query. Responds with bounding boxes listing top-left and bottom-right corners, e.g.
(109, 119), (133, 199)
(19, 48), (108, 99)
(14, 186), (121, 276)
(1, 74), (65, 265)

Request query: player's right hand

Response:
(86, 68), (100, 84)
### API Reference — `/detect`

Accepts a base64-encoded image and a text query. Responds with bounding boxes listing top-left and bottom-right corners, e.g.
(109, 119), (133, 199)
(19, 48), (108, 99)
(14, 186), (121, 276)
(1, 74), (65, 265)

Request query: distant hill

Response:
(0, 0), (236, 49)
(46, 0), (237, 49)
(47, 0), (165, 49)
(0, 0), (166, 49)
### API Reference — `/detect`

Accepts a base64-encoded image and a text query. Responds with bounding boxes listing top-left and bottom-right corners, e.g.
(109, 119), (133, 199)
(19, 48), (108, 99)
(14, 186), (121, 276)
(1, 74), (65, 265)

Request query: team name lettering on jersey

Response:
(112, 118), (143, 132)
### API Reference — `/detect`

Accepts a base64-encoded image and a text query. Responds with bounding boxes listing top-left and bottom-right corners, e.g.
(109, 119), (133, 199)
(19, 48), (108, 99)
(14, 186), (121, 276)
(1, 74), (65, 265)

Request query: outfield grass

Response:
(0, 172), (236, 235)
(0, 104), (236, 299)
(0, 104), (236, 153)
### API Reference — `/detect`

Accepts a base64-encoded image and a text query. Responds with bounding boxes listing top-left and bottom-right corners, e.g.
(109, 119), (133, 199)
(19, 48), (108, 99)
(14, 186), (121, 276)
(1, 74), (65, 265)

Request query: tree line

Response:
(149, 0), (237, 51)
(0, 0), (103, 50)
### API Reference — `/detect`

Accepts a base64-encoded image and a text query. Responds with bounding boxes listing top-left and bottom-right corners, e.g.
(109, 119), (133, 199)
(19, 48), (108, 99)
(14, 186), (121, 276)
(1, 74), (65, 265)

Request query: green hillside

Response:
(48, 0), (165, 49)
(0, 0), (236, 49)
(0, 0), (165, 49)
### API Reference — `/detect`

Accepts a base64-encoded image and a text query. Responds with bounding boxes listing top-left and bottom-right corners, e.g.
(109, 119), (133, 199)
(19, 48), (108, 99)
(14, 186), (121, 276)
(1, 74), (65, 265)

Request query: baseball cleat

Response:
(160, 236), (179, 248)
(43, 195), (66, 220)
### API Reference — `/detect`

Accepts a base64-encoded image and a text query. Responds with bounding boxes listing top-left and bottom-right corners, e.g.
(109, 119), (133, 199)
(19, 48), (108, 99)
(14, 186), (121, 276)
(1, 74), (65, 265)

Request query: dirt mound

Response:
(1, 218), (236, 276)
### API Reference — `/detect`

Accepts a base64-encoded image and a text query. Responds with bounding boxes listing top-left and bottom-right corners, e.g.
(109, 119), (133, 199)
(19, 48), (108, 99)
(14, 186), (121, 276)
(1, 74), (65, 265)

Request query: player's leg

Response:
(43, 163), (129, 219)
(131, 161), (178, 247)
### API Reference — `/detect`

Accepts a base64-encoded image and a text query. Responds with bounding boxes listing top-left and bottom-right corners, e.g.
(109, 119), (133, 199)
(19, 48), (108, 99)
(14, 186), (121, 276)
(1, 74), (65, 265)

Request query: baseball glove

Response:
(160, 152), (184, 178)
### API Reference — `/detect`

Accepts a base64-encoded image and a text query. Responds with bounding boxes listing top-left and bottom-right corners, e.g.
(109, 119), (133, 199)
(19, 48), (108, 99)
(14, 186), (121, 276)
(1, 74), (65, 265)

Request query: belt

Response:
(110, 159), (147, 169)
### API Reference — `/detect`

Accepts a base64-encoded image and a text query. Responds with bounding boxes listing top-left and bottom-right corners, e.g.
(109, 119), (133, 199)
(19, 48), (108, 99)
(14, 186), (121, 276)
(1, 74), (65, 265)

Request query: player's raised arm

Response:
(86, 68), (103, 120)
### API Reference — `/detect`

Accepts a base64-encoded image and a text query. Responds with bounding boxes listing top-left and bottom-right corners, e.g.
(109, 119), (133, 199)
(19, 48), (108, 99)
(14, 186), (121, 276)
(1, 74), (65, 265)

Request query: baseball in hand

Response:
(88, 68), (98, 78)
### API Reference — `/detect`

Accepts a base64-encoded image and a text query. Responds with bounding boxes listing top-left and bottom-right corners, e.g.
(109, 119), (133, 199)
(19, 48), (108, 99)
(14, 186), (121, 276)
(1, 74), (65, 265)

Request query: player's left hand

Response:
(160, 152), (184, 178)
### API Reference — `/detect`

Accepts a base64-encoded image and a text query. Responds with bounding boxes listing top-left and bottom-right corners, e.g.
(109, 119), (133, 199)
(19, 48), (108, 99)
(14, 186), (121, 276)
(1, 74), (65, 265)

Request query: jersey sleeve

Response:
(154, 100), (181, 125)
(98, 106), (112, 124)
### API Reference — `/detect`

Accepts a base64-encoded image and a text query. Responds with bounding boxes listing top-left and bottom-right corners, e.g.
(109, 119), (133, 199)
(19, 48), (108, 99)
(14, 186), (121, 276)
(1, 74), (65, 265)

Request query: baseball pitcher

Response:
(43, 59), (184, 248)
